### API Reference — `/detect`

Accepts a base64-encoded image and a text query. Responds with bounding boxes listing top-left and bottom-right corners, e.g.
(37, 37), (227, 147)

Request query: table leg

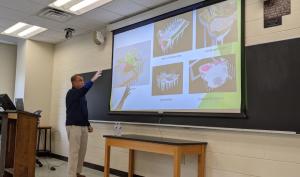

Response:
(50, 128), (52, 153)
(37, 129), (41, 152)
(0, 115), (8, 176)
(44, 129), (47, 152)
(173, 150), (181, 177)
(198, 146), (206, 177)
(104, 142), (111, 177)
(128, 149), (134, 177)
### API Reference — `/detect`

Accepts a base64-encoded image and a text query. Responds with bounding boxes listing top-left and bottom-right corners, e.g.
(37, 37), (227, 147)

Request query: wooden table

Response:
(103, 134), (207, 177)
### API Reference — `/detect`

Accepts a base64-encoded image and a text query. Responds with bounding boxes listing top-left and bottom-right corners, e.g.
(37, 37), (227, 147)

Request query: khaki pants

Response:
(66, 126), (88, 177)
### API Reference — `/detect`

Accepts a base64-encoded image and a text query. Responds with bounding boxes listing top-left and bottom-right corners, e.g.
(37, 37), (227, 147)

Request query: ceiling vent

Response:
(38, 8), (74, 22)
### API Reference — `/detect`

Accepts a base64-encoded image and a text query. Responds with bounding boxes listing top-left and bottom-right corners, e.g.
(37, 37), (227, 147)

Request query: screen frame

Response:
(109, 0), (246, 119)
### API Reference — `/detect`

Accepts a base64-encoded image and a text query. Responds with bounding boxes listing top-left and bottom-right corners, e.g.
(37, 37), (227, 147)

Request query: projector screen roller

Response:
(110, 0), (243, 114)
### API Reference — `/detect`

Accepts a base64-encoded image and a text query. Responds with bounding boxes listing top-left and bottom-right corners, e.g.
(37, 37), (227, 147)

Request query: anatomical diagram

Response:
(189, 56), (236, 93)
(156, 72), (180, 91)
(114, 50), (144, 87)
(153, 12), (193, 57)
(115, 50), (143, 87)
(198, 58), (230, 89)
(197, 0), (237, 47)
(157, 17), (190, 54)
(113, 41), (151, 88)
(152, 63), (183, 96)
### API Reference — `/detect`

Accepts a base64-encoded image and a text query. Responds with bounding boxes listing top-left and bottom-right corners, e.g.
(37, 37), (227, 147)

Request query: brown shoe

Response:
(77, 173), (86, 177)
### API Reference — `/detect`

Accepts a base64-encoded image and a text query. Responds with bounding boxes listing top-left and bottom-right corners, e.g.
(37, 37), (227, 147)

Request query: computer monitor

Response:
(15, 98), (24, 111)
(0, 94), (16, 111)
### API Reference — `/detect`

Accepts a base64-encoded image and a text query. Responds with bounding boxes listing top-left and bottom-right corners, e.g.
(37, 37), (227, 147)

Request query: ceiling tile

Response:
(82, 8), (122, 24)
(0, 0), (180, 44)
(0, 18), (17, 29)
(0, 25), (5, 32)
(101, 0), (146, 16)
(0, 6), (26, 21)
(0, 0), (46, 15)
(0, 35), (19, 44)
(66, 16), (104, 31)
(31, 30), (64, 43)
(24, 15), (65, 30)
(23, 15), (92, 42)
(28, 0), (54, 6)
(24, 15), (84, 32)
(130, 0), (175, 8)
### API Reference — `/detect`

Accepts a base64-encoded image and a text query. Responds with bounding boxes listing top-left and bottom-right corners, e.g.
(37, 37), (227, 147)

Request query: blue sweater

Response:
(66, 81), (93, 126)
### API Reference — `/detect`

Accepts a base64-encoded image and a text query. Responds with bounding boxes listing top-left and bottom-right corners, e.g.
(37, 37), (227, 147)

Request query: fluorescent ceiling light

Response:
(70, 0), (98, 12)
(1, 22), (47, 39)
(18, 26), (41, 37)
(53, 0), (72, 7)
(48, 0), (112, 15)
(70, 0), (112, 12)
(3, 22), (27, 34)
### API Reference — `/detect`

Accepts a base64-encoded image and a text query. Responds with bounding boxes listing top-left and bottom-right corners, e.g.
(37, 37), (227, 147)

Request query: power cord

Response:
(158, 114), (164, 138)
(38, 157), (65, 171)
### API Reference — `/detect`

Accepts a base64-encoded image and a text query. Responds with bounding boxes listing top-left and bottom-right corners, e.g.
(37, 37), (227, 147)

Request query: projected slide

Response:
(153, 12), (193, 57)
(113, 41), (151, 88)
(197, 0), (238, 48)
(111, 0), (242, 113)
(189, 55), (236, 93)
(152, 63), (183, 96)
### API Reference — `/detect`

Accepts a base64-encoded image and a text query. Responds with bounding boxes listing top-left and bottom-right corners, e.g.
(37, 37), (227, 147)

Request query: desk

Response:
(103, 134), (207, 177)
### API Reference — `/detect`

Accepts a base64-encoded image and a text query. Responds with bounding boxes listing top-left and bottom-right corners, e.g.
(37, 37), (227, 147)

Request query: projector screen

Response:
(110, 0), (243, 114)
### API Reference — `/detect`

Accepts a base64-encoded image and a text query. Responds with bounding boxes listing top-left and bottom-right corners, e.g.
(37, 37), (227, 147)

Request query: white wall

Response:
(245, 0), (300, 45)
(49, 0), (300, 177)
(0, 43), (17, 99)
(15, 40), (54, 126)
(15, 40), (27, 99)
(24, 40), (54, 126)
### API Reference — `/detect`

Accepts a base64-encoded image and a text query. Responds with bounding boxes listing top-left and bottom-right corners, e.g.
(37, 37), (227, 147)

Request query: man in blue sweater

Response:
(66, 71), (102, 177)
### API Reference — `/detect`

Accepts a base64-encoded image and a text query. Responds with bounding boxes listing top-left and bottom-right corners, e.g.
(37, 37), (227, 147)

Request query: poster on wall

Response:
(264, 0), (291, 28)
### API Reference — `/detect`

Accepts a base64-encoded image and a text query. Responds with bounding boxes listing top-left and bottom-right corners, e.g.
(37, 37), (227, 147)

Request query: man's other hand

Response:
(88, 126), (94, 133)
(91, 70), (102, 82)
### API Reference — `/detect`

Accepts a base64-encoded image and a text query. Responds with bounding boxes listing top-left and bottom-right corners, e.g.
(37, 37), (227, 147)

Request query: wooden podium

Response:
(0, 111), (40, 177)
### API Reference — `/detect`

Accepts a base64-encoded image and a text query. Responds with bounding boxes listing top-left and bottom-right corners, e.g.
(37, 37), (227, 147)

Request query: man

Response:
(66, 71), (102, 177)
